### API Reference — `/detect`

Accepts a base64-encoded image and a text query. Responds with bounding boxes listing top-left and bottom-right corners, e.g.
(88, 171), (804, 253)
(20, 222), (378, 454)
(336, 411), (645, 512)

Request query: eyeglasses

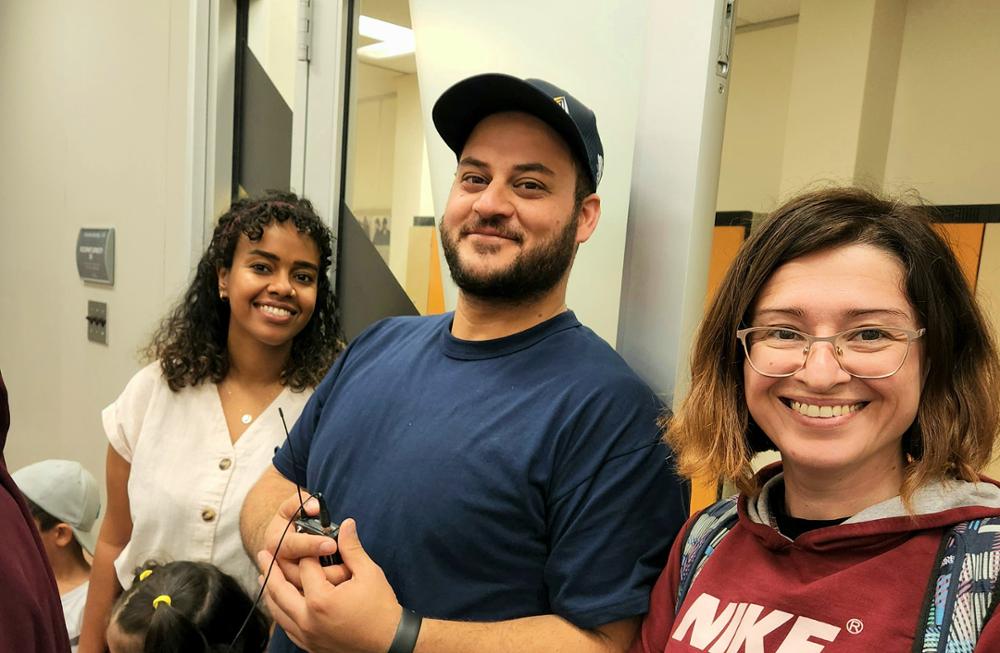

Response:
(736, 326), (926, 379)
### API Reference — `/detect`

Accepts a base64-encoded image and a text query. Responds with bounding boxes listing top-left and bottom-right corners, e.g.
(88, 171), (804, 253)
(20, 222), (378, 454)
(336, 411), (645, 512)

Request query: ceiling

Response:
(358, 0), (416, 74)
(736, 0), (800, 27)
(357, 0), (802, 76)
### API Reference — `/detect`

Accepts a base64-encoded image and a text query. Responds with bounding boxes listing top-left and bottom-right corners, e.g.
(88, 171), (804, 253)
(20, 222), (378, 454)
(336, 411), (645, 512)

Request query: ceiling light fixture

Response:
(358, 15), (415, 59)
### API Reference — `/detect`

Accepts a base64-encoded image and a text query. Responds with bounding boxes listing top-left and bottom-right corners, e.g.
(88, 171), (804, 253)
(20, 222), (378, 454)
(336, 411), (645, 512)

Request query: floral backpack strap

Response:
(675, 496), (740, 613)
(913, 516), (1000, 653)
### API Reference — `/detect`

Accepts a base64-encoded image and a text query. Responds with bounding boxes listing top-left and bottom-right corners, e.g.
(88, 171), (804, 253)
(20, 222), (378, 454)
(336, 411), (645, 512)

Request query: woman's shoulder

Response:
(118, 361), (173, 399)
(134, 360), (167, 384)
(281, 384), (314, 411)
(112, 361), (216, 413)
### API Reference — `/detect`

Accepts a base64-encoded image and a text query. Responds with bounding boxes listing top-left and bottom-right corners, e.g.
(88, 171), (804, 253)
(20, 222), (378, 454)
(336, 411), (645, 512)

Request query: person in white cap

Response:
(14, 459), (102, 652)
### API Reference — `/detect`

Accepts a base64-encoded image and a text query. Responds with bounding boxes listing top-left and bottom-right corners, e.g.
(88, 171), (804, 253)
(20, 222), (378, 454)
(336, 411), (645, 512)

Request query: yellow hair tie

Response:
(152, 594), (172, 609)
(138, 570), (153, 582)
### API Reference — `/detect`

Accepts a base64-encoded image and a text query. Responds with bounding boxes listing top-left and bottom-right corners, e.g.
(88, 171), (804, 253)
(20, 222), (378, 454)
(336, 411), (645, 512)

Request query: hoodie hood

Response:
(741, 464), (1000, 552)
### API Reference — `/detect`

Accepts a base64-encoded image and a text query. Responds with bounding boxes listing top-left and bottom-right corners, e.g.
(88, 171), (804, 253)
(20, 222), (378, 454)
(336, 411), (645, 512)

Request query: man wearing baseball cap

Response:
(14, 459), (102, 652)
(244, 73), (687, 653)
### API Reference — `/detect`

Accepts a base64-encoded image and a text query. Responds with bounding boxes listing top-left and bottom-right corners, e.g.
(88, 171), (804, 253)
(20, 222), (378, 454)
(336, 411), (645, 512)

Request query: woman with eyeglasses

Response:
(632, 188), (1000, 652)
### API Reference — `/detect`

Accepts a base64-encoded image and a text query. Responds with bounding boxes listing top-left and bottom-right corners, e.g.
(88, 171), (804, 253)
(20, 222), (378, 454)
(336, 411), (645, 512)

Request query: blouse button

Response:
(201, 508), (217, 522)
(219, 458), (232, 470)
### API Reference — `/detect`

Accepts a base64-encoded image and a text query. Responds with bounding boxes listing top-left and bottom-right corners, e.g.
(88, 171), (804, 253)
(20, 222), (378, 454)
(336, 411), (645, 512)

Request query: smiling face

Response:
(744, 244), (925, 489)
(217, 221), (320, 352)
(438, 111), (599, 302)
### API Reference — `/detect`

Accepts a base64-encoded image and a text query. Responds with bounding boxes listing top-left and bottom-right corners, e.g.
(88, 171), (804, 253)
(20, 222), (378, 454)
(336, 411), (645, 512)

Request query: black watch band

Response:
(387, 607), (422, 653)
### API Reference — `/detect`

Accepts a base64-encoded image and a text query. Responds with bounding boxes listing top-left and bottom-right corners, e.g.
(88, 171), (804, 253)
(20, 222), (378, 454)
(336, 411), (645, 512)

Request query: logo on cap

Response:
(552, 96), (570, 114)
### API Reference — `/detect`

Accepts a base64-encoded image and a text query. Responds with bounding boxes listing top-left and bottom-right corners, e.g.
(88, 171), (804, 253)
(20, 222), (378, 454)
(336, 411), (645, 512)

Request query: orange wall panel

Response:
(687, 225), (748, 513)
(426, 230), (445, 315)
(707, 226), (746, 306)
(690, 475), (721, 513)
(934, 223), (985, 291)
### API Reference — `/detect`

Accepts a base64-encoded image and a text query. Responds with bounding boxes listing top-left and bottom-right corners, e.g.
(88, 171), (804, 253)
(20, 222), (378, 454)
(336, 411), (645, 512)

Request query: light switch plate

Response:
(87, 301), (107, 344)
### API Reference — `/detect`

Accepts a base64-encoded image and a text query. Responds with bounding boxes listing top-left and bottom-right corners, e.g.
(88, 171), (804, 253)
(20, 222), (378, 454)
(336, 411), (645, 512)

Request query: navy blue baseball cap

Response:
(432, 73), (604, 188)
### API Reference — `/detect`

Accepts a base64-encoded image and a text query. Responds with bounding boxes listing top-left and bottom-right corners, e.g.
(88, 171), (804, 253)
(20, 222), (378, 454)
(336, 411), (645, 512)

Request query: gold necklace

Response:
(220, 381), (254, 425)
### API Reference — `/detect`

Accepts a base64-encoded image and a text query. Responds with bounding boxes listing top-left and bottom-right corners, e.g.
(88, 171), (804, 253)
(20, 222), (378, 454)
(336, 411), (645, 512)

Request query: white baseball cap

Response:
(13, 459), (101, 555)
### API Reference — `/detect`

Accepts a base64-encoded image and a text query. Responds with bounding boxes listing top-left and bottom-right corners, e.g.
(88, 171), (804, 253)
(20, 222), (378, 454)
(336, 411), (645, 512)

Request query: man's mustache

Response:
(458, 216), (524, 243)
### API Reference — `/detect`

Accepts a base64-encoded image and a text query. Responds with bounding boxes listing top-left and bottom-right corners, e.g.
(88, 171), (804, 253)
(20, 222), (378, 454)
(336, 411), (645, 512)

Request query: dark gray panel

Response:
(337, 205), (419, 342)
(933, 205), (1000, 224)
(240, 49), (293, 195)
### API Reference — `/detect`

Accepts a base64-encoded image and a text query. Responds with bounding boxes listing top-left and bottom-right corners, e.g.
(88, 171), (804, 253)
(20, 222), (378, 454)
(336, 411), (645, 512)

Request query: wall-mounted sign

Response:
(76, 228), (115, 285)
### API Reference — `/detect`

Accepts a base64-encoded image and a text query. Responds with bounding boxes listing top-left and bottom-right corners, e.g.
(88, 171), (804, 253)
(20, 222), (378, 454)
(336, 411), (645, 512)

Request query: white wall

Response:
(616, 0), (734, 405)
(410, 0), (650, 346)
(0, 2), (196, 496)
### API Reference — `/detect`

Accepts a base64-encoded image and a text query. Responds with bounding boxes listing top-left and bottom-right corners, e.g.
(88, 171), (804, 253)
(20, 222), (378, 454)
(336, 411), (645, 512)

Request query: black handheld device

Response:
(294, 492), (342, 566)
(230, 408), (342, 649)
(279, 407), (343, 566)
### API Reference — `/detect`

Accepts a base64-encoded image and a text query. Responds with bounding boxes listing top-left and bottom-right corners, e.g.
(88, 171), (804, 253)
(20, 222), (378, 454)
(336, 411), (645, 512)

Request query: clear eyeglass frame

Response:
(735, 326), (927, 379)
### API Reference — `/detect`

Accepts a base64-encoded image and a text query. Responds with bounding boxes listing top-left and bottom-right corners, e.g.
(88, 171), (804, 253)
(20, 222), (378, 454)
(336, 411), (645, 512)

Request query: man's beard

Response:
(440, 210), (579, 304)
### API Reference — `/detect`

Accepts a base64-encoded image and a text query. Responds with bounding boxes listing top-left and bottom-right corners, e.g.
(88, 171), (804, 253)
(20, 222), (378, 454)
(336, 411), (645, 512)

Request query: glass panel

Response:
(233, 0), (301, 198)
(341, 0), (441, 316)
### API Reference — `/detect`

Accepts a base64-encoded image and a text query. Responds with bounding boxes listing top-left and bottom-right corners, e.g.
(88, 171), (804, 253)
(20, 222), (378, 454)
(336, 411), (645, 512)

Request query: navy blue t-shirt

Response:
(270, 311), (686, 650)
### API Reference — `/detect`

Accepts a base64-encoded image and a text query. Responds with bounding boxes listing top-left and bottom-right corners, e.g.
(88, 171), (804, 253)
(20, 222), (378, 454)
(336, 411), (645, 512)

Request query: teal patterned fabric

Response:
(675, 496), (739, 612)
(916, 517), (1000, 653)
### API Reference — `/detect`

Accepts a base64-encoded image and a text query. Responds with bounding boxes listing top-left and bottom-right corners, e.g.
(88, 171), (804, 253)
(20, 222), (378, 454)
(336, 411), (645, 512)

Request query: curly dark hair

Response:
(146, 191), (343, 391)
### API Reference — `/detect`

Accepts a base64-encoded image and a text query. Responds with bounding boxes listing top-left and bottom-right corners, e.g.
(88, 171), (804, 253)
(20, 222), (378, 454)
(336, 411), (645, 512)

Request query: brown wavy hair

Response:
(668, 187), (1000, 501)
(145, 191), (343, 392)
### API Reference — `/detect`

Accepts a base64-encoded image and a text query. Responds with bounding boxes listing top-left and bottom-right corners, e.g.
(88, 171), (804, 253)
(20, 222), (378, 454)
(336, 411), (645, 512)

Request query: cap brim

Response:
(73, 528), (96, 556)
(432, 73), (589, 174)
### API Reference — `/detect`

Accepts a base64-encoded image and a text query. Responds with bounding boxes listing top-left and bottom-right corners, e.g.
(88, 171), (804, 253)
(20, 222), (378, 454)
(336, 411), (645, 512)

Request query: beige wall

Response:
(883, 1), (1000, 204)
(347, 63), (435, 309)
(347, 62), (400, 215)
(778, 0), (880, 194)
(716, 21), (797, 212)
(389, 74), (436, 304)
(247, 0), (298, 107)
(0, 1), (196, 497)
(719, 0), (1000, 209)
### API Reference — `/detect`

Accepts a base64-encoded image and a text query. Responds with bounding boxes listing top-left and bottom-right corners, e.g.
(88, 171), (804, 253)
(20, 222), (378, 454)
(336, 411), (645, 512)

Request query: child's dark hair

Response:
(25, 497), (62, 531)
(109, 561), (268, 653)
(146, 190), (344, 391)
(25, 498), (87, 561)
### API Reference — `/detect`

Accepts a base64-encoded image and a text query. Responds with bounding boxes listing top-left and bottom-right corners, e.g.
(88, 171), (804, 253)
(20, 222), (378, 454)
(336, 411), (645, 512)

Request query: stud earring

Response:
(219, 289), (228, 300)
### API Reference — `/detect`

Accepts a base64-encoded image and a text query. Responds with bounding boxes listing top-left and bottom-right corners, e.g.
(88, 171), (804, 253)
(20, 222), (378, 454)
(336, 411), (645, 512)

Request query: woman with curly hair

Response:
(79, 192), (342, 652)
(633, 188), (1000, 652)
